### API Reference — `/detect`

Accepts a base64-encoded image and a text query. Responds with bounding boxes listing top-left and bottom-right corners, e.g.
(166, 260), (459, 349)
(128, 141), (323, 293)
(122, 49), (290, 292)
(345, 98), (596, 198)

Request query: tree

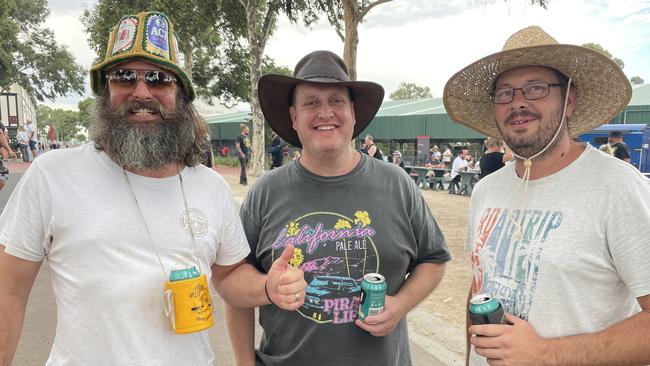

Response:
(236, 0), (324, 175)
(0, 0), (85, 101)
(77, 97), (96, 130)
(82, 0), (250, 103)
(390, 82), (432, 100)
(37, 105), (81, 143)
(582, 43), (625, 70)
(630, 76), (644, 85)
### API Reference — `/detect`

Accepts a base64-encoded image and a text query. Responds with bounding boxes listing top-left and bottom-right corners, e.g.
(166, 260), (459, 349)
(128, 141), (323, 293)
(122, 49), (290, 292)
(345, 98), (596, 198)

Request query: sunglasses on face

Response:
(106, 68), (177, 95)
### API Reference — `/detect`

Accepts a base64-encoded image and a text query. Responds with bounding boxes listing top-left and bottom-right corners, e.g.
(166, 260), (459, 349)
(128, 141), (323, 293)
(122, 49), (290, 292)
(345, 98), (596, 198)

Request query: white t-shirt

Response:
(26, 122), (37, 142)
(466, 144), (650, 365)
(0, 144), (250, 366)
(451, 156), (468, 178)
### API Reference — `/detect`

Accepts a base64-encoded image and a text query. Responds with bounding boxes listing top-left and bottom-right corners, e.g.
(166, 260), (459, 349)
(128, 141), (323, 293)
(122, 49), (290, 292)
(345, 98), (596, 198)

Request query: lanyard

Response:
(122, 166), (202, 280)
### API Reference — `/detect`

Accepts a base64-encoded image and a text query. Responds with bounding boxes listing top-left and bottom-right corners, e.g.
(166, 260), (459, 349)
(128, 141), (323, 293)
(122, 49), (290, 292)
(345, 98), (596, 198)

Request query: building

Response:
(206, 84), (650, 163)
(0, 84), (37, 143)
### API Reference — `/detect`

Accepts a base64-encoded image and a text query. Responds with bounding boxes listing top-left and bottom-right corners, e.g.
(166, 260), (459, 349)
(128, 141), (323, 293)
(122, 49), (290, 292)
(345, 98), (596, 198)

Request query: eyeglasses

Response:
(492, 82), (564, 104)
(106, 68), (177, 95)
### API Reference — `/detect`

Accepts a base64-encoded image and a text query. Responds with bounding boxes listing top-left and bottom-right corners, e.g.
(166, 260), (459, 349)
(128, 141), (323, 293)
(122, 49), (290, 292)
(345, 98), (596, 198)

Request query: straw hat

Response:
(258, 50), (384, 148)
(443, 26), (631, 138)
(89, 11), (194, 100)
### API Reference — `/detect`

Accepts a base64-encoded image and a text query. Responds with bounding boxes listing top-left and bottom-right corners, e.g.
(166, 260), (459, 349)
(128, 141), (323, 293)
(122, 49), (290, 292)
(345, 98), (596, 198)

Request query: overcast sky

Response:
(44, 0), (650, 111)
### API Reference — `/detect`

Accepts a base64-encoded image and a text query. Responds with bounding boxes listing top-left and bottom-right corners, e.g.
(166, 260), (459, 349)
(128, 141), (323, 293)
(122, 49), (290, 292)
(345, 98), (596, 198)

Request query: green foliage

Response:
(213, 155), (239, 167)
(76, 134), (87, 142)
(77, 98), (96, 130)
(81, 0), (250, 103)
(390, 82), (432, 100)
(630, 76), (644, 85)
(0, 0), (85, 101)
(262, 57), (292, 76)
(582, 43), (625, 70)
(37, 105), (81, 142)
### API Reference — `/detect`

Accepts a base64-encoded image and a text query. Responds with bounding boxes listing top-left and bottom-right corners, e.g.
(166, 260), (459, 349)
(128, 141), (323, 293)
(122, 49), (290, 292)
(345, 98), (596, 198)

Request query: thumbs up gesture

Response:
(265, 244), (307, 310)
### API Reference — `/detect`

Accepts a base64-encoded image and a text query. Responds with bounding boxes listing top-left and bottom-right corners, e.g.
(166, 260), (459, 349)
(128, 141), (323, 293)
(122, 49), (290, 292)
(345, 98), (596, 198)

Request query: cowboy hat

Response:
(258, 50), (384, 148)
(443, 26), (631, 138)
(89, 11), (194, 100)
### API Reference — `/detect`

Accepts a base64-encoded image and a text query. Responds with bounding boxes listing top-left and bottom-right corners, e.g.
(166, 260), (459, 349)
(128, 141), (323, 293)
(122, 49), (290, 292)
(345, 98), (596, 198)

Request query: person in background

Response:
(609, 131), (631, 163)
(267, 131), (284, 170)
(479, 137), (511, 179)
(236, 124), (252, 185)
(441, 146), (453, 167)
(17, 126), (30, 162)
(392, 150), (406, 170)
(429, 145), (442, 166)
(363, 134), (383, 160)
(26, 120), (38, 160)
(449, 148), (468, 194)
(444, 25), (650, 366)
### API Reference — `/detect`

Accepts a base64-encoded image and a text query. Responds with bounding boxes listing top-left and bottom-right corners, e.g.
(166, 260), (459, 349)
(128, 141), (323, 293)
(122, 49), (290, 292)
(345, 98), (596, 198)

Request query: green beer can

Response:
(358, 273), (386, 321)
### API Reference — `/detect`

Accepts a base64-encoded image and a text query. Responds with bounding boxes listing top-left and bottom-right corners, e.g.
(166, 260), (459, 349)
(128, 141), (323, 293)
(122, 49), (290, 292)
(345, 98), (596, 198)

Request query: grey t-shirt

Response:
(240, 154), (451, 366)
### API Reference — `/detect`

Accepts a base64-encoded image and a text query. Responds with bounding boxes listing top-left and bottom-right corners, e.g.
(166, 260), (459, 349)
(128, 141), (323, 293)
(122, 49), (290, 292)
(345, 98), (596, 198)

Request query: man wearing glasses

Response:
(444, 26), (650, 365)
(0, 12), (305, 365)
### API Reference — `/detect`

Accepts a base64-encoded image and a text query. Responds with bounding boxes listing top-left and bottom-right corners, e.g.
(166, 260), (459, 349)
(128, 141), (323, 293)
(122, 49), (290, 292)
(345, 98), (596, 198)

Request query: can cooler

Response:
(163, 274), (214, 334)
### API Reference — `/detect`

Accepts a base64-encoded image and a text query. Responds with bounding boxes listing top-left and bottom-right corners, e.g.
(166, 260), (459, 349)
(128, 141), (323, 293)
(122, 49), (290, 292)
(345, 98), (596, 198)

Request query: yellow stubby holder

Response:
(163, 269), (213, 334)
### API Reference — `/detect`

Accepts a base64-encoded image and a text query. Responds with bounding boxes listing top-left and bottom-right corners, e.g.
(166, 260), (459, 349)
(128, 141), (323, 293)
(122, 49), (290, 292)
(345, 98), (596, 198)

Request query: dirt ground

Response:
(216, 165), (471, 331)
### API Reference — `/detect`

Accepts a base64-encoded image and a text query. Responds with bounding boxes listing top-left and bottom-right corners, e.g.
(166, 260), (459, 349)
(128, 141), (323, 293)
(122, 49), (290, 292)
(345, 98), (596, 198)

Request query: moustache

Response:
(505, 110), (541, 124)
(111, 100), (175, 120)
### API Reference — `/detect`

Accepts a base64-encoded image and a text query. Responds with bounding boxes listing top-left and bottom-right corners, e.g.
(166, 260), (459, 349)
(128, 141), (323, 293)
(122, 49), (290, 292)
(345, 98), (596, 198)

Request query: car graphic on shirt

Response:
(303, 275), (361, 310)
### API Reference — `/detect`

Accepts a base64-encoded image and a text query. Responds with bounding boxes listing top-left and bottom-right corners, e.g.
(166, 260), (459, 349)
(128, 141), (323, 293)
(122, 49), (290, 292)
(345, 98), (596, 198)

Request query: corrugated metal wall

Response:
(207, 106), (649, 141)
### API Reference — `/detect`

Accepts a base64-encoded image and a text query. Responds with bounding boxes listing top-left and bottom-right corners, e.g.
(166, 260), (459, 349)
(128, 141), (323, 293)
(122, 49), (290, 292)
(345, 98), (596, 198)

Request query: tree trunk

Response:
(342, 1), (360, 81)
(249, 41), (266, 176)
(243, 1), (277, 177)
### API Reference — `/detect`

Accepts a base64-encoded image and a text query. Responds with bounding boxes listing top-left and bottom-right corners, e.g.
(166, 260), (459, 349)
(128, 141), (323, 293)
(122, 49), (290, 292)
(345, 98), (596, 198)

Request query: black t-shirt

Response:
(236, 133), (250, 156)
(611, 141), (630, 161)
(479, 152), (505, 179)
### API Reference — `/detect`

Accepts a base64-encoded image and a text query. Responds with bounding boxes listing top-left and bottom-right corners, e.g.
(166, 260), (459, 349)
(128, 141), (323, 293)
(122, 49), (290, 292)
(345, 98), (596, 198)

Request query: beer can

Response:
(169, 266), (200, 282)
(469, 294), (506, 325)
(358, 273), (386, 321)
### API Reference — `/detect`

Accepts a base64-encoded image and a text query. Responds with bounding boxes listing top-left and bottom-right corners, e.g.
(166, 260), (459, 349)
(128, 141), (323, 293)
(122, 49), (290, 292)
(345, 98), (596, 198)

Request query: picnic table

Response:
(405, 166), (430, 188)
(457, 170), (480, 196)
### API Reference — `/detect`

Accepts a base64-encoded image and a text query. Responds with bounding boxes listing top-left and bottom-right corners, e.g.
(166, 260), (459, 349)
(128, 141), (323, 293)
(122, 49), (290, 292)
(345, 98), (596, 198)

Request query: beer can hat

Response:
(443, 26), (631, 138)
(89, 11), (194, 100)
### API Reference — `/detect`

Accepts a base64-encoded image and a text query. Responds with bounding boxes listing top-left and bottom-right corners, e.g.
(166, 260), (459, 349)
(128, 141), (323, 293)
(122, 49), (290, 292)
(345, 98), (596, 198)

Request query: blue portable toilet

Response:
(578, 124), (650, 173)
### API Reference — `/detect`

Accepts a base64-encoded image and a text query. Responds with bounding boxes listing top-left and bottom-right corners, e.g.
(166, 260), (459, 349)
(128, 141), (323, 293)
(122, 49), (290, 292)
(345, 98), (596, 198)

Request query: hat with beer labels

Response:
(89, 11), (194, 100)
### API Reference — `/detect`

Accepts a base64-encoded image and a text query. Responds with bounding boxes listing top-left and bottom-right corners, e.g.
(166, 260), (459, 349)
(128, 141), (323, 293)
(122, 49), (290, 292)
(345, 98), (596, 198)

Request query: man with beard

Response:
(225, 50), (450, 365)
(0, 12), (305, 366)
(444, 26), (650, 366)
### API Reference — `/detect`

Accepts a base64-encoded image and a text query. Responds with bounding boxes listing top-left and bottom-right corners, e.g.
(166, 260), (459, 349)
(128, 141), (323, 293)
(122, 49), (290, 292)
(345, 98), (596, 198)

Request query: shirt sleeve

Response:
(239, 189), (265, 272)
(407, 174), (452, 268)
(607, 176), (650, 298)
(214, 193), (251, 266)
(0, 162), (52, 262)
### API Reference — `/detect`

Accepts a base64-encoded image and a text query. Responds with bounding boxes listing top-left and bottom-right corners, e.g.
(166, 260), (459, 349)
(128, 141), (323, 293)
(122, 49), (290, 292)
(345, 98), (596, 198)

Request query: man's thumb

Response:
(273, 244), (294, 271)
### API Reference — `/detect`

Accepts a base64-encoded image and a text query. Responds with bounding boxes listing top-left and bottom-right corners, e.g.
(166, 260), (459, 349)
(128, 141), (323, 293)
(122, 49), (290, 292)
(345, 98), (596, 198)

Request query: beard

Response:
(90, 95), (199, 170)
(497, 107), (566, 159)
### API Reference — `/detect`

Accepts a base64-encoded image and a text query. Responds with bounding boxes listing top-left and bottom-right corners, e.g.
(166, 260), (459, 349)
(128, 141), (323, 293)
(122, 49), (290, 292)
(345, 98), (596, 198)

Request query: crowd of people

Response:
(0, 12), (648, 366)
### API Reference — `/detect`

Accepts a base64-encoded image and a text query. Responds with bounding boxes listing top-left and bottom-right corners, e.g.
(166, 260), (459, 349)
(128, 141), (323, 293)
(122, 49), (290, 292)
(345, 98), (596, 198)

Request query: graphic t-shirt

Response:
(240, 154), (451, 366)
(236, 133), (251, 156)
(466, 144), (650, 365)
